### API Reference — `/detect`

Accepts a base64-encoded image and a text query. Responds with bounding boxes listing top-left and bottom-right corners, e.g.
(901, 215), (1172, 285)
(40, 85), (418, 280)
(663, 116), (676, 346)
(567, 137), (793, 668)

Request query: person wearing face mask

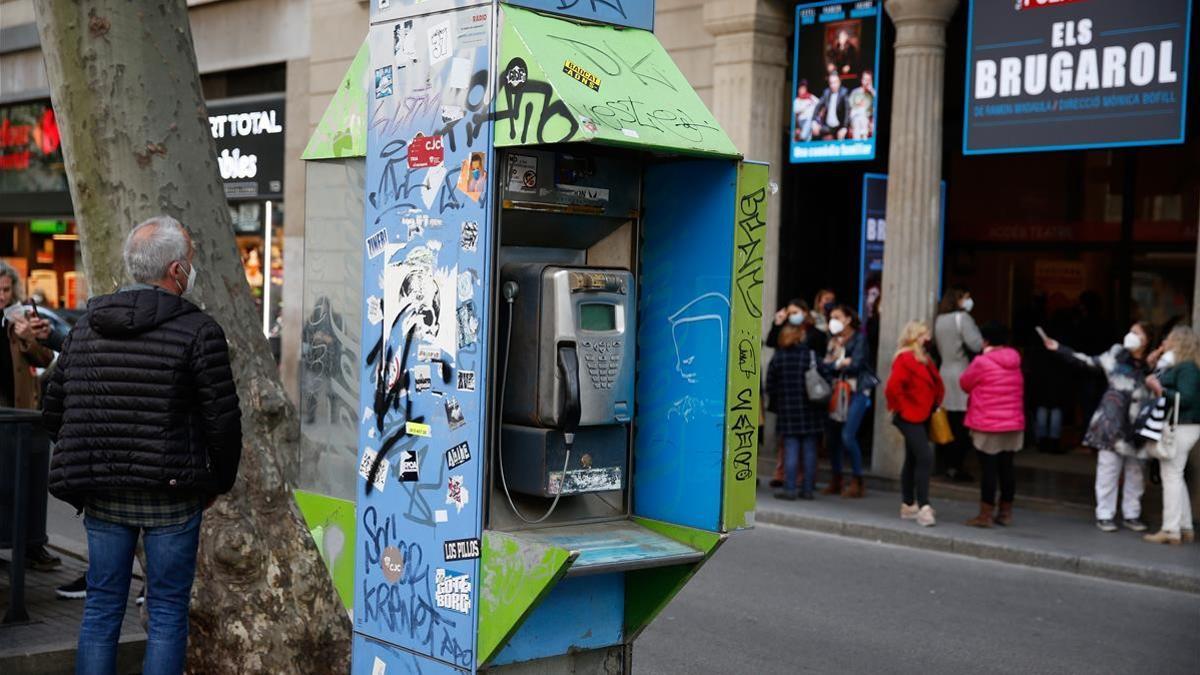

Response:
(933, 287), (984, 483)
(1142, 326), (1200, 545)
(885, 321), (944, 527)
(766, 324), (828, 500)
(819, 305), (874, 498)
(811, 289), (836, 334)
(1042, 322), (1153, 533)
(43, 216), (242, 674)
(766, 300), (825, 488)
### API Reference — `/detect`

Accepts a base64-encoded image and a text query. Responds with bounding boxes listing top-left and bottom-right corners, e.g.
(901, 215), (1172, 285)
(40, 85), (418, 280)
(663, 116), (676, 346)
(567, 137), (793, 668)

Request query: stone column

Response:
(871, 0), (959, 477)
(704, 0), (790, 339)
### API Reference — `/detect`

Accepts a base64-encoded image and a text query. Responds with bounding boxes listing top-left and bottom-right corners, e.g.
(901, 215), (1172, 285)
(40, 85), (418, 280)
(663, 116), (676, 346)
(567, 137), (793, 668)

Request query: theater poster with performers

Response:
(790, 0), (882, 163)
(964, 0), (1192, 154)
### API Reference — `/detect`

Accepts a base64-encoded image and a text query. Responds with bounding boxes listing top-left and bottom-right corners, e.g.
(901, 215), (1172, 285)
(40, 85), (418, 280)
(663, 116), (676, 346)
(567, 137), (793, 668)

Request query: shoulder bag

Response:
(1149, 393), (1180, 462)
(806, 359), (832, 404)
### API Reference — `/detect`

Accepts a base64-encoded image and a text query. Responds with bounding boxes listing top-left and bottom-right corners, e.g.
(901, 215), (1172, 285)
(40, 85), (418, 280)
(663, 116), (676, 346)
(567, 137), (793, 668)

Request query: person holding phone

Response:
(1, 261), (61, 571)
(1041, 322), (1153, 533)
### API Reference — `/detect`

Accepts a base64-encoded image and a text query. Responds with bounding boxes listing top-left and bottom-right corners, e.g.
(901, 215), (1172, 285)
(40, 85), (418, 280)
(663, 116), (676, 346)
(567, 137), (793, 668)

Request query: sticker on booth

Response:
(445, 397), (466, 430)
(373, 66), (393, 99)
(456, 370), (476, 392)
(399, 450), (419, 482)
(446, 441), (471, 469)
(446, 475), (469, 512)
(456, 152), (486, 202)
(507, 154), (538, 192)
(408, 133), (444, 169)
(381, 546), (404, 583)
(434, 568), (471, 614)
(443, 538), (480, 562)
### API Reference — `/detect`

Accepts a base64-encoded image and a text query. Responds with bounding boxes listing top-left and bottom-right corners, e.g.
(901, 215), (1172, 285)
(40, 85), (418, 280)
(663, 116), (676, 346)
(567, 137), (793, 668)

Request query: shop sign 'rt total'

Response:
(964, 0), (1192, 154)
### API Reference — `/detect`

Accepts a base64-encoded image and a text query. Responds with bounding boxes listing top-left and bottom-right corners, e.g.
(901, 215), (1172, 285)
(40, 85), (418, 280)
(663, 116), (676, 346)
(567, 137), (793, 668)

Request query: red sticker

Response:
(408, 133), (444, 168)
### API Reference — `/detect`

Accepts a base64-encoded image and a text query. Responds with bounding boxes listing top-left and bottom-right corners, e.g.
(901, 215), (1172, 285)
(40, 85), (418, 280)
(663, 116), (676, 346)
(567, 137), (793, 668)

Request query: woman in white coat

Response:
(933, 287), (983, 482)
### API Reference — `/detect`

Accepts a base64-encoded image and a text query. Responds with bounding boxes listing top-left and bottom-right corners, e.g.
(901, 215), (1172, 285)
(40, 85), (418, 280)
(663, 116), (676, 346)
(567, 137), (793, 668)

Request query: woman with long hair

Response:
(933, 286), (983, 482)
(885, 320), (945, 527)
(766, 324), (828, 500)
(960, 322), (1025, 527)
(820, 305), (874, 498)
(1143, 326), (1200, 544)
(1041, 322), (1153, 532)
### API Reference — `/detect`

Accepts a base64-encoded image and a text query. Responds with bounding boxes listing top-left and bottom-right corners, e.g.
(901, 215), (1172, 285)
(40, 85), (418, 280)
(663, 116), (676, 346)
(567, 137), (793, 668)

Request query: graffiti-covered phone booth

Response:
(350, 2), (767, 672)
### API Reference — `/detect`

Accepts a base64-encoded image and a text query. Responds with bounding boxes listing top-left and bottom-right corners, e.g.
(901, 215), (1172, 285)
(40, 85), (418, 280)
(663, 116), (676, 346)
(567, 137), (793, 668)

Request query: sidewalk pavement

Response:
(754, 484), (1200, 594)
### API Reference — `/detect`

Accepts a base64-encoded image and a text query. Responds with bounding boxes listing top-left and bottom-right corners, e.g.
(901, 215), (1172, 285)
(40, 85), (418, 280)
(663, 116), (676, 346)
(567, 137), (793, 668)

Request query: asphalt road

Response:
(635, 524), (1200, 675)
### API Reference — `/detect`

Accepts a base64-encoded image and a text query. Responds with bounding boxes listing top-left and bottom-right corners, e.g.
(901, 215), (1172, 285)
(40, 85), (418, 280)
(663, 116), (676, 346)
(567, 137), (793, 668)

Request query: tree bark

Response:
(33, 2), (350, 672)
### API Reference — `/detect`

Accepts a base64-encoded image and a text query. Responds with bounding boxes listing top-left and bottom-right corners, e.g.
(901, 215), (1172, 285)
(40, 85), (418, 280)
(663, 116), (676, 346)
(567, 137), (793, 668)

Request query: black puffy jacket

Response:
(44, 288), (242, 506)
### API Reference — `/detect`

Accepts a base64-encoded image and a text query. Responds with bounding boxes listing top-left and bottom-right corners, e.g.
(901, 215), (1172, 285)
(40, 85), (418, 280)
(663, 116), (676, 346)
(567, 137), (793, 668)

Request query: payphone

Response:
(497, 263), (635, 505)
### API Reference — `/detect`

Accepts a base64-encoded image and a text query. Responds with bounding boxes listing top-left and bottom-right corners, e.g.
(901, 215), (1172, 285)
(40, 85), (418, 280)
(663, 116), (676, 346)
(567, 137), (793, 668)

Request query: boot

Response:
(994, 501), (1013, 527)
(965, 502), (994, 528)
(842, 476), (865, 499)
(821, 474), (843, 496)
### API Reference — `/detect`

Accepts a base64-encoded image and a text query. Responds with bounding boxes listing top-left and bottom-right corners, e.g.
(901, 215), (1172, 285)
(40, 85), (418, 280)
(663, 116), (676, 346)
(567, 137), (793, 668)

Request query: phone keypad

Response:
(582, 339), (623, 390)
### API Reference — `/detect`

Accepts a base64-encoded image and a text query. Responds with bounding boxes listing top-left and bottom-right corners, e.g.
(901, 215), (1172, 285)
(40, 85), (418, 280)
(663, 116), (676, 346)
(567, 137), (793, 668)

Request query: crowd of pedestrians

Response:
(763, 287), (1199, 542)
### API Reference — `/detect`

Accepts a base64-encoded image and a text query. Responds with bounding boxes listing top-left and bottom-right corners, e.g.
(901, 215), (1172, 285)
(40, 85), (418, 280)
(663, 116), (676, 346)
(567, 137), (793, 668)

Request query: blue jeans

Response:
(78, 512), (202, 675)
(829, 392), (870, 477)
(783, 433), (820, 493)
(1035, 406), (1062, 440)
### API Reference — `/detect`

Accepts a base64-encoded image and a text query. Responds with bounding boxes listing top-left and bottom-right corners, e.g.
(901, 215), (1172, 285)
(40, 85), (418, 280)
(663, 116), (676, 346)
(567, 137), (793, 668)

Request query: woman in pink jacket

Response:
(960, 322), (1025, 527)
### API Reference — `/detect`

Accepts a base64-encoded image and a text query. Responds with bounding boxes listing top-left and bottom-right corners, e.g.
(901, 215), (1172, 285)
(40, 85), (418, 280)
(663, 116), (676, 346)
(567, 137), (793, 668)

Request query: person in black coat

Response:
(766, 324), (828, 500)
(42, 216), (241, 674)
(811, 72), (852, 140)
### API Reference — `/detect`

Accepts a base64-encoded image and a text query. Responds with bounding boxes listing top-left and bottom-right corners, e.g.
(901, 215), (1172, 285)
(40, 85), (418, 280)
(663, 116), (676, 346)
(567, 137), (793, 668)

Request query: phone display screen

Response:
(579, 303), (616, 332)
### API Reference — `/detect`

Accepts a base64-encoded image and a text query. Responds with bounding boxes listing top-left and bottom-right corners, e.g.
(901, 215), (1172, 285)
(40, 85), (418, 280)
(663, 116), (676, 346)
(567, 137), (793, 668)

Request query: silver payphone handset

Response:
(498, 264), (635, 522)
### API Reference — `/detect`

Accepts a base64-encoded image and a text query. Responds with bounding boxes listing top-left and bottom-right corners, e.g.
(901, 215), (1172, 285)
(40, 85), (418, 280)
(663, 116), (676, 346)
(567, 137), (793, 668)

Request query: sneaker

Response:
(916, 505), (937, 527)
(26, 546), (62, 571)
(1096, 519), (1119, 533)
(799, 490), (815, 501)
(56, 574), (87, 599)
(1143, 530), (1182, 545)
(768, 479), (784, 488)
(135, 585), (146, 606)
(1123, 518), (1148, 532)
(773, 489), (798, 501)
(900, 502), (920, 520)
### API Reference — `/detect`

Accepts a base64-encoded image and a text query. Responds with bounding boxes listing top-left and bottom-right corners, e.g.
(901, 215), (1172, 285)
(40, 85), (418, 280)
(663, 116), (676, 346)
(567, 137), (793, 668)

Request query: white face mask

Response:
(961, 298), (974, 313)
(1122, 332), (1142, 352)
(828, 318), (846, 336)
(176, 260), (197, 295)
(787, 312), (805, 326)
(1159, 350), (1176, 368)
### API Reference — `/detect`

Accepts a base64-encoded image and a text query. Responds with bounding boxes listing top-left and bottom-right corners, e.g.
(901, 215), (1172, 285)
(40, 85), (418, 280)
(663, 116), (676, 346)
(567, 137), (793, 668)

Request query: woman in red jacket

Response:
(885, 320), (945, 527)
(959, 322), (1025, 528)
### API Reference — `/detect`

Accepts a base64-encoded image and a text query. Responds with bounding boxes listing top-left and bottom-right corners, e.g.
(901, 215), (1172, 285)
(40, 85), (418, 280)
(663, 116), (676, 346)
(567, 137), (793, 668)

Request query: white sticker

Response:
(456, 370), (476, 392)
(361, 407), (374, 423)
(417, 345), (441, 362)
(448, 57), (472, 90)
(440, 105), (465, 123)
(434, 509), (449, 523)
(367, 296), (383, 326)
(427, 20), (452, 66)
(457, 269), (476, 301)
(446, 475), (469, 513)
(412, 365), (432, 392)
(358, 448), (389, 491)
(507, 154), (538, 193)
(621, 128), (640, 138)
(435, 568), (472, 614)
(372, 655), (387, 675)
(366, 228), (387, 259)
(421, 164), (449, 210)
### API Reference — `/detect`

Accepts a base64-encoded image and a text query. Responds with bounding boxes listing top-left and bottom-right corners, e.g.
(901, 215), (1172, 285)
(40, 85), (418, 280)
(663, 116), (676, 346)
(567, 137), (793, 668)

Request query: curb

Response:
(755, 506), (1200, 595)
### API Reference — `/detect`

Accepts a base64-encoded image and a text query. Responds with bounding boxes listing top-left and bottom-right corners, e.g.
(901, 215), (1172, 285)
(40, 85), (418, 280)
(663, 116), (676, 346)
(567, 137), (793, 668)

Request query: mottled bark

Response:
(33, 2), (351, 672)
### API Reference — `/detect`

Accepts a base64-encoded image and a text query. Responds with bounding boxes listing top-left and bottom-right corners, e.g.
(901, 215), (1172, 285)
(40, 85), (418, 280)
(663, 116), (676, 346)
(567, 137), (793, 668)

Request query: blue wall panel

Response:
(355, 6), (495, 671)
(502, 0), (654, 30)
(352, 633), (467, 674)
(634, 161), (738, 532)
(490, 573), (625, 666)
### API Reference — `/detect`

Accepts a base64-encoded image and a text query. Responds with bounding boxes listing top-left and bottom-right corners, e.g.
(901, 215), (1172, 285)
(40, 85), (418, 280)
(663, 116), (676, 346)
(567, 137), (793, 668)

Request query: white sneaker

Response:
(916, 505), (937, 527)
(900, 503), (920, 520)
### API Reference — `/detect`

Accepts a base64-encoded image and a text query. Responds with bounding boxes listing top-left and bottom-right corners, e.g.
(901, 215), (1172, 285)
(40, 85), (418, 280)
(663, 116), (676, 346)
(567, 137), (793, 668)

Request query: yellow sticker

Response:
(563, 60), (601, 92)
(406, 421), (432, 437)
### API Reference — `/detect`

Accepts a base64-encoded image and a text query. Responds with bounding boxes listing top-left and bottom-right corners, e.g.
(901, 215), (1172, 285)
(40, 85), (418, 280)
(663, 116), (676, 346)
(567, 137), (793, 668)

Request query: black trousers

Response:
(978, 450), (1016, 506)
(895, 417), (933, 507)
(936, 410), (970, 475)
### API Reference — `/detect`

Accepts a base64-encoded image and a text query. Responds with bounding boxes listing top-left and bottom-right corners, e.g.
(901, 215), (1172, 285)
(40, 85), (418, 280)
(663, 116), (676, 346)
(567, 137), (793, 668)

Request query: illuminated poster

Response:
(858, 174), (946, 321)
(789, 0), (882, 163)
(964, 0), (1191, 154)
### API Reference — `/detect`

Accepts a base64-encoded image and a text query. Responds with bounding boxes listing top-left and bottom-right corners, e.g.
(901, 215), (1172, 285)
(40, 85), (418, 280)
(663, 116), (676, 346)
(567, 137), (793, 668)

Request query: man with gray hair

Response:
(43, 215), (242, 674)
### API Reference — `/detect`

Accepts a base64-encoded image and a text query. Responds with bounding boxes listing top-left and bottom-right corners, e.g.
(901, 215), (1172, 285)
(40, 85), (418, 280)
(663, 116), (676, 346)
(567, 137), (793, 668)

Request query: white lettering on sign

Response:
(217, 148), (258, 180)
(208, 110), (283, 138)
(434, 569), (472, 614)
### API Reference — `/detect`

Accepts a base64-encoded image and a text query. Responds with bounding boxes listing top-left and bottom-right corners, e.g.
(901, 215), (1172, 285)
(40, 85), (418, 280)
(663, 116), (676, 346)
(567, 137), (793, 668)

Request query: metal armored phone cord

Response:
(498, 282), (571, 524)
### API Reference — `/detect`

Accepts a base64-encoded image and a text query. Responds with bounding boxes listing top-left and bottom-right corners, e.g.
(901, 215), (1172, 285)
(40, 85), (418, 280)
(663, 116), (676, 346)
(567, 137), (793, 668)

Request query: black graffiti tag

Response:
(547, 35), (675, 91)
(729, 387), (755, 481)
(556, 0), (627, 20)
(496, 57), (580, 145)
(736, 187), (766, 320)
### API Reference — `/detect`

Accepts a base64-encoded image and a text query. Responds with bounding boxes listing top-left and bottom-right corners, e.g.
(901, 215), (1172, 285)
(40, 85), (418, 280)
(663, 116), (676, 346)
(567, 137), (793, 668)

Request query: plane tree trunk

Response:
(33, 2), (351, 672)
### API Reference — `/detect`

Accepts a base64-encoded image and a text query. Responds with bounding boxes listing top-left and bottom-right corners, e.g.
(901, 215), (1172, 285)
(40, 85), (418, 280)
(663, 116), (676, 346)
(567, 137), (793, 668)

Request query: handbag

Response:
(829, 378), (853, 422)
(806, 359), (831, 403)
(929, 407), (954, 445)
(1148, 393), (1180, 462)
